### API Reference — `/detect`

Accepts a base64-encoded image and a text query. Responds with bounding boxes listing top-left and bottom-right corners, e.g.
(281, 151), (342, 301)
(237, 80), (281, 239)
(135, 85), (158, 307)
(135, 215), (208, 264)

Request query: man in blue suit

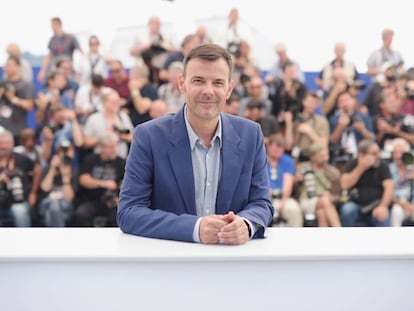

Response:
(117, 44), (273, 244)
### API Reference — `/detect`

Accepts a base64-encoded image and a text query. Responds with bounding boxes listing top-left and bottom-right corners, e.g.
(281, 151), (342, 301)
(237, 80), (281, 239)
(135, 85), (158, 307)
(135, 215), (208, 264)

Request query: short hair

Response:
(181, 34), (198, 48)
(268, 133), (286, 148)
(226, 93), (240, 105)
(91, 74), (104, 87)
(391, 137), (410, 152)
(51, 17), (62, 25)
(0, 129), (14, 144)
(7, 55), (20, 66)
(282, 60), (295, 72)
(358, 139), (377, 154)
(183, 43), (233, 80)
(46, 70), (64, 83)
(19, 128), (37, 143)
(50, 104), (66, 115)
(89, 35), (99, 45)
(168, 61), (183, 72)
(98, 132), (119, 146)
(382, 28), (394, 40)
(130, 64), (149, 78)
(55, 56), (72, 68)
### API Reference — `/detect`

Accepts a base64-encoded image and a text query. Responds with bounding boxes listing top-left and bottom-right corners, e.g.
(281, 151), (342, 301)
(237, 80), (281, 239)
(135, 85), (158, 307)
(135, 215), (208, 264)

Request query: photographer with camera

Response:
(295, 143), (342, 227)
(0, 130), (35, 227)
(73, 133), (125, 227)
(39, 105), (83, 169)
(124, 64), (159, 126)
(329, 90), (374, 169)
(315, 42), (359, 98)
(37, 141), (75, 227)
(373, 88), (414, 149)
(285, 91), (330, 163)
(0, 56), (35, 144)
(340, 139), (393, 226)
(266, 134), (302, 227)
(387, 138), (414, 226)
(239, 75), (272, 116)
(267, 61), (307, 119)
(35, 70), (74, 128)
(83, 89), (133, 159)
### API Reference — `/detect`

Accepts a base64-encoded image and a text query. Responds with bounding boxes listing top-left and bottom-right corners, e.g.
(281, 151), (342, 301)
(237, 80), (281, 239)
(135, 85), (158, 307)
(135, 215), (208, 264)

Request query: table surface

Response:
(1, 227), (413, 262)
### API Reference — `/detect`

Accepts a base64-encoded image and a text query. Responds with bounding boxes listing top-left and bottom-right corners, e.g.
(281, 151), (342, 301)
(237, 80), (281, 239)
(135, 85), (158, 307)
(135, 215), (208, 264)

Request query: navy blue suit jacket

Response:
(117, 105), (274, 242)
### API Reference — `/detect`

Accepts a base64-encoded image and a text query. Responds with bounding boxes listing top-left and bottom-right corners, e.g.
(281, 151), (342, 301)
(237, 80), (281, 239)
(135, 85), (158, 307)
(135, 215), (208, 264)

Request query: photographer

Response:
(266, 134), (302, 227)
(83, 90), (133, 159)
(37, 141), (76, 227)
(73, 133), (125, 227)
(295, 143), (342, 227)
(329, 90), (374, 168)
(39, 105), (83, 169)
(0, 56), (35, 144)
(285, 91), (330, 163)
(388, 138), (414, 226)
(0, 130), (34, 227)
(373, 88), (414, 149)
(340, 139), (393, 226)
(268, 61), (306, 118)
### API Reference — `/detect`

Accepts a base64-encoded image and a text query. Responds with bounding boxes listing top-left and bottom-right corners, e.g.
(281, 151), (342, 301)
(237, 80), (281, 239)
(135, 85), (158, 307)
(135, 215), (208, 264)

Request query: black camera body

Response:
(48, 123), (64, 134)
(350, 114), (364, 125)
(113, 125), (131, 135)
(103, 190), (118, 209)
(227, 42), (241, 58)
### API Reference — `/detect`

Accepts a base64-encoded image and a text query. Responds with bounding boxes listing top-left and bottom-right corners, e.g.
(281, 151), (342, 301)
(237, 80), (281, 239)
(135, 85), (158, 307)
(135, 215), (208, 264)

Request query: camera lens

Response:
(402, 152), (414, 165)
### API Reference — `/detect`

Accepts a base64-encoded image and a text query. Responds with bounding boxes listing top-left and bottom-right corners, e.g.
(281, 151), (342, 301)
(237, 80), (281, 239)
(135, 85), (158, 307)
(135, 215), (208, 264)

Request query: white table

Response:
(1, 227), (413, 310)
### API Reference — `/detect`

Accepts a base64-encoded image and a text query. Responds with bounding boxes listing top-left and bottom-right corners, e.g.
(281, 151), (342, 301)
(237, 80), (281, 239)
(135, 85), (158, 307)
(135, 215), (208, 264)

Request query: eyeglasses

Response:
(111, 69), (121, 74)
(89, 41), (99, 46)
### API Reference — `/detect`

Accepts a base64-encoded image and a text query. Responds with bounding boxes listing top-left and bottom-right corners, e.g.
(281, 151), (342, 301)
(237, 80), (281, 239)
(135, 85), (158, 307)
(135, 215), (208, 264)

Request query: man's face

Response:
(0, 136), (13, 158)
(364, 144), (381, 167)
(179, 58), (234, 123)
(100, 141), (117, 160)
(311, 149), (329, 166)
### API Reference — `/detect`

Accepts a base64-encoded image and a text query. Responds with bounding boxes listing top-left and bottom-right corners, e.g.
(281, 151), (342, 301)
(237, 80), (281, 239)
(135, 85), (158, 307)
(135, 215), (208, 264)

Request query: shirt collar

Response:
(184, 105), (222, 150)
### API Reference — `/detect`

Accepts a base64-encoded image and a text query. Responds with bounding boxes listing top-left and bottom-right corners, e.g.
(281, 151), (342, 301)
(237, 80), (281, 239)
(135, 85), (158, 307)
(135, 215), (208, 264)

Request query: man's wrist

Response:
(11, 96), (19, 106)
(243, 220), (252, 238)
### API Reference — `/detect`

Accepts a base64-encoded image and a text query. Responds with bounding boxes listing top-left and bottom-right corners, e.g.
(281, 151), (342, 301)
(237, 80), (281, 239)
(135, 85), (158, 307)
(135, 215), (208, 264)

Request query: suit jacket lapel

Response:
(168, 107), (196, 215)
(216, 114), (242, 214)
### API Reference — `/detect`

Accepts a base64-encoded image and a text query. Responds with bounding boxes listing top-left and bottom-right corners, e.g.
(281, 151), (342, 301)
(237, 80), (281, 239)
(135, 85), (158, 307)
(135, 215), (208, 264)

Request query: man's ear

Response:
(178, 74), (185, 93)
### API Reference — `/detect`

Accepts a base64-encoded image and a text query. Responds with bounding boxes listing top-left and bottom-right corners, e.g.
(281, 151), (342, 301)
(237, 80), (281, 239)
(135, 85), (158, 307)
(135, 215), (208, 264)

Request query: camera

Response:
(227, 42), (241, 58)
(0, 81), (11, 91)
(402, 151), (414, 166)
(349, 114), (364, 125)
(271, 189), (282, 200)
(300, 168), (318, 227)
(48, 123), (64, 134)
(103, 190), (118, 209)
(239, 73), (251, 84)
(7, 174), (24, 203)
(58, 140), (72, 166)
(302, 168), (317, 198)
(113, 125), (131, 135)
(329, 143), (351, 163)
(347, 80), (366, 91)
(270, 191), (288, 227)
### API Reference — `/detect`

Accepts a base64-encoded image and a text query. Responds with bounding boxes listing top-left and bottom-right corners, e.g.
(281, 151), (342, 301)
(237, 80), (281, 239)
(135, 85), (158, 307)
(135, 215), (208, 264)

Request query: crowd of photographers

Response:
(1, 11), (414, 228)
